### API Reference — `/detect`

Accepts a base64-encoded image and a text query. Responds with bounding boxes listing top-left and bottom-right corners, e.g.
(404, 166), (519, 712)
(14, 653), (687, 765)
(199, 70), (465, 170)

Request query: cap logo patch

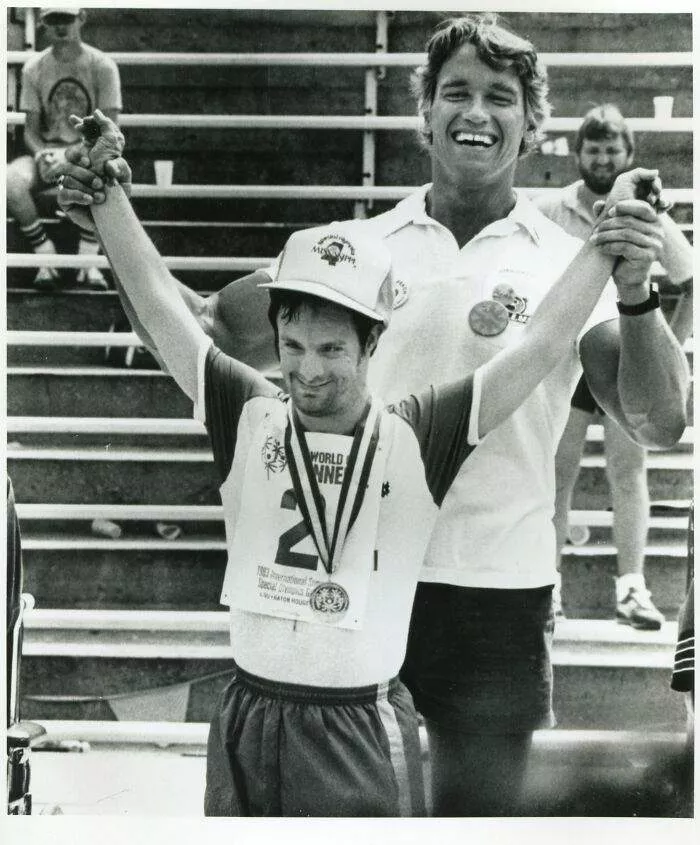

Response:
(313, 234), (357, 268)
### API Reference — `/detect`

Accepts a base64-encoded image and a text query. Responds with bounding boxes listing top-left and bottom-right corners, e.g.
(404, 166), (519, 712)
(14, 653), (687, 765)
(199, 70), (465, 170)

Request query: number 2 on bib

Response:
(275, 489), (320, 570)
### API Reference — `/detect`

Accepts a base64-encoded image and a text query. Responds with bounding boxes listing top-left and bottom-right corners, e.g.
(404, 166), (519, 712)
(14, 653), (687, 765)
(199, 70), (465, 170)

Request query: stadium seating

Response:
(5, 8), (693, 815)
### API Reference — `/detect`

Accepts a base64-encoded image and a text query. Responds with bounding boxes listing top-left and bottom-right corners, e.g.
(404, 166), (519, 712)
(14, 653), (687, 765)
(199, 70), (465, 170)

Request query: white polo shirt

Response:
(360, 185), (617, 589)
(266, 186), (617, 589)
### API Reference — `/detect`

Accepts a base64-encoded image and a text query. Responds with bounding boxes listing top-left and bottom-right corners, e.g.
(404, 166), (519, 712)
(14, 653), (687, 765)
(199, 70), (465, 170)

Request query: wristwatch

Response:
(616, 288), (660, 316)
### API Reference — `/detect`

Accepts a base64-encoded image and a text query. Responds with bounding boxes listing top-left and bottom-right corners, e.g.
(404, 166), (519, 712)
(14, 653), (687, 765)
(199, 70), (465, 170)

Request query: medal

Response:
(468, 300), (509, 336)
(285, 400), (382, 617)
(309, 582), (350, 621)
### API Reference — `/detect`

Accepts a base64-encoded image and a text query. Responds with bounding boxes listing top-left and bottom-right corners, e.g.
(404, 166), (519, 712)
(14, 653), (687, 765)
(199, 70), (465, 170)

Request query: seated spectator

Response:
(6, 7), (121, 290)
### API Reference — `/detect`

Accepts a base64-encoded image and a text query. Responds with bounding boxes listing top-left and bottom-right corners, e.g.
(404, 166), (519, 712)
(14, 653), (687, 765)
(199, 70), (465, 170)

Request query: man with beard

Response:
(535, 104), (693, 629)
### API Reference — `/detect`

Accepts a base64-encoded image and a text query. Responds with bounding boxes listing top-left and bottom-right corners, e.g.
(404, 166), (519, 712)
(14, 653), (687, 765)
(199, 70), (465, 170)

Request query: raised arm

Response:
(579, 195), (690, 448)
(57, 141), (275, 371)
(477, 168), (674, 440)
(67, 111), (208, 400)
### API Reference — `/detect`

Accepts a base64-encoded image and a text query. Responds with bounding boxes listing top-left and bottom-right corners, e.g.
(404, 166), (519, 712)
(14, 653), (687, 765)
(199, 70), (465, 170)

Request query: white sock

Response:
(78, 236), (100, 256)
(34, 238), (56, 256)
(615, 572), (646, 602)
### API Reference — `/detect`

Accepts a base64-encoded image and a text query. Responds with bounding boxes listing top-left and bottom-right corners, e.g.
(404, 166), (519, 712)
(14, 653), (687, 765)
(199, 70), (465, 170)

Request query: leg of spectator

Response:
(75, 228), (108, 291)
(7, 155), (60, 289)
(553, 407), (593, 561)
(425, 721), (532, 816)
(604, 416), (648, 579)
(604, 417), (664, 629)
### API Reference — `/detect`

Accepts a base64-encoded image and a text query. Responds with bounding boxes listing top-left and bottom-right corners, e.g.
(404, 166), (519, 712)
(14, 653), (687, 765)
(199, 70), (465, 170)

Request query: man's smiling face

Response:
(427, 43), (528, 188)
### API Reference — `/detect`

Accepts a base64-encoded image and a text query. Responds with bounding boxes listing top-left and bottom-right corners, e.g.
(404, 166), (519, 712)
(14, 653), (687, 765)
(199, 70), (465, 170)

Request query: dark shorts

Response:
(204, 666), (425, 817)
(571, 374), (602, 415)
(401, 583), (556, 734)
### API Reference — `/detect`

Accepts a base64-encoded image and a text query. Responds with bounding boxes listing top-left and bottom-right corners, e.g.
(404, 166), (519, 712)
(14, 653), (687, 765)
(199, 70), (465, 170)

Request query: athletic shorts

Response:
(401, 583), (556, 734)
(204, 666), (426, 817)
(571, 374), (602, 415)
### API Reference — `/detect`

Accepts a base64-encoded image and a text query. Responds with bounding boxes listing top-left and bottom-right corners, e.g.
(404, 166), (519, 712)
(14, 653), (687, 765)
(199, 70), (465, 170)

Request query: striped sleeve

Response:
(388, 375), (477, 507)
(202, 345), (281, 482)
(671, 576), (694, 693)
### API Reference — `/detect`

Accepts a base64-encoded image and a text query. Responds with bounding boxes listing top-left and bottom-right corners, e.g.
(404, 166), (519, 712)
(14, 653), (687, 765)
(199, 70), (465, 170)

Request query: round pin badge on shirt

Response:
(468, 300), (510, 336)
(309, 582), (350, 621)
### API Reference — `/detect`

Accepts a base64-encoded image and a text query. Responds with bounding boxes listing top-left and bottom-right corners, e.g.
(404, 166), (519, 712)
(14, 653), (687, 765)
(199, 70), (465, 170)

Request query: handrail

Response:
(5, 112), (693, 133)
(6, 50), (693, 68)
(6, 253), (269, 271)
(9, 185), (694, 203)
(7, 415), (693, 444)
(7, 330), (142, 347)
(14, 501), (690, 527)
(5, 252), (673, 277)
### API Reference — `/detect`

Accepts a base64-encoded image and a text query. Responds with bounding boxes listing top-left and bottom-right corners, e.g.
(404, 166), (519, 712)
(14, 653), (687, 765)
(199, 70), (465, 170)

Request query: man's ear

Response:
(365, 323), (384, 358)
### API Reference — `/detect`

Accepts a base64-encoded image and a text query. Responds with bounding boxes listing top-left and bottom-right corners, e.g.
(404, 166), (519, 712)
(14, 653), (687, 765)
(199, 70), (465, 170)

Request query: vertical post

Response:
(25, 6), (36, 50)
(354, 10), (389, 220)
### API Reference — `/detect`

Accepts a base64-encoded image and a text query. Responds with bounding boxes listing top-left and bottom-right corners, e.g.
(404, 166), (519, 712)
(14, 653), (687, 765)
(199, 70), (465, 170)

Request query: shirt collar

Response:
(561, 180), (596, 225)
(390, 184), (543, 246)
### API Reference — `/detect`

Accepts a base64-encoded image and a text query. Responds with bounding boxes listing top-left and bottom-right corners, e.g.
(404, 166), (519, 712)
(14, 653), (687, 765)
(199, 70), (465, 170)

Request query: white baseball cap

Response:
(39, 8), (81, 19)
(259, 224), (395, 326)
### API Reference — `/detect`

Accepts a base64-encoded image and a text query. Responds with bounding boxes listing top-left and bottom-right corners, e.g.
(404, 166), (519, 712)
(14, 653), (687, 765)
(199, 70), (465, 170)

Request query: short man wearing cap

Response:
(60, 108), (669, 816)
(7, 7), (121, 290)
(534, 104), (693, 630)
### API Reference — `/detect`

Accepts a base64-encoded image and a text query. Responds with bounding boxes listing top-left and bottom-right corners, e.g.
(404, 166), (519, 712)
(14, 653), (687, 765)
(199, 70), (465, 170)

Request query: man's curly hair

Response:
(411, 13), (551, 156)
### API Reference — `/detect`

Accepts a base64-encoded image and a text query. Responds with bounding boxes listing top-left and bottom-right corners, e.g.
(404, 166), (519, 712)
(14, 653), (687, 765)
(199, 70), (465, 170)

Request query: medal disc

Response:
(468, 300), (509, 336)
(309, 582), (350, 620)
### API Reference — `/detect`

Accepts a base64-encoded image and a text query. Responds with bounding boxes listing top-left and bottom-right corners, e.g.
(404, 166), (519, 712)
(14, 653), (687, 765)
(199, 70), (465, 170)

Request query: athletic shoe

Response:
(74, 266), (109, 291)
(616, 587), (665, 630)
(33, 266), (61, 291)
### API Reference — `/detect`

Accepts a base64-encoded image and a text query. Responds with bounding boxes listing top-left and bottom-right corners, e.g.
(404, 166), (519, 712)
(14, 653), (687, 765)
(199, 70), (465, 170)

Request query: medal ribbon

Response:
(284, 399), (381, 576)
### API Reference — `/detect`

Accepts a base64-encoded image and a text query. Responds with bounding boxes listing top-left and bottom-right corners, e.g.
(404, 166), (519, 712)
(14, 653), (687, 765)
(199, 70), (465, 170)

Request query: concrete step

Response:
(561, 542), (689, 620)
(19, 521), (689, 615)
(18, 612), (686, 730)
(7, 446), (220, 506)
(8, 442), (693, 506)
(7, 415), (693, 453)
(7, 367), (191, 418)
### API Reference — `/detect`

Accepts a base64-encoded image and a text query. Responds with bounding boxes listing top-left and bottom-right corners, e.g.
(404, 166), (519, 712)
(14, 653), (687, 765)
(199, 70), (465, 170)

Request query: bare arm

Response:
(56, 133), (276, 371)
(658, 212), (693, 286)
(72, 112), (208, 399)
(477, 170), (668, 439)
(117, 270), (276, 373)
(581, 209), (689, 449)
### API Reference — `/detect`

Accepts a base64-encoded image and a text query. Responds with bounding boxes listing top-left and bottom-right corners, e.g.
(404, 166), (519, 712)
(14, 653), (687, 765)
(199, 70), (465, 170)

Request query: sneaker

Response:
(33, 266), (61, 291)
(74, 266), (108, 291)
(616, 587), (665, 630)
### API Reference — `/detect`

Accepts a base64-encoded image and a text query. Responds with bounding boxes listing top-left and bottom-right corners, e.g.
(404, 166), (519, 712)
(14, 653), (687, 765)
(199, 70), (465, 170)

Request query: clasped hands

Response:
(57, 109), (668, 298)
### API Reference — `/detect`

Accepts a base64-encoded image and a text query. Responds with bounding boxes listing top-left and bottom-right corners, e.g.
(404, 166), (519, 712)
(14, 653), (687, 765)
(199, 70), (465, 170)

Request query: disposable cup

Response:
(154, 159), (174, 186)
(653, 96), (674, 120)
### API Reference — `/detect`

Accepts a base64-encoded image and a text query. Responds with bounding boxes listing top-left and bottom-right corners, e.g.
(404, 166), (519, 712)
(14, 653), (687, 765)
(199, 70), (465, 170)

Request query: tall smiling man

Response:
(58, 14), (689, 816)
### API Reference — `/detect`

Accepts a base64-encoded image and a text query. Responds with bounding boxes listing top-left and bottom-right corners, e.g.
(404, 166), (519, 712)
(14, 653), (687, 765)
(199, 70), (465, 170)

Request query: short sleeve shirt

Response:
(195, 340), (482, 687)
(20, 44), (122, 145)
(361, 187), (617, 589)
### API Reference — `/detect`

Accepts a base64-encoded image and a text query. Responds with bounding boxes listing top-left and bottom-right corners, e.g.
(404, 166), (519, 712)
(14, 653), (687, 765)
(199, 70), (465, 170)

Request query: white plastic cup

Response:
(653, 96), (674, 120)
(568, 524), (591, 546)
(154, 159), (174, 187)
(552, 136), (570, 157)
